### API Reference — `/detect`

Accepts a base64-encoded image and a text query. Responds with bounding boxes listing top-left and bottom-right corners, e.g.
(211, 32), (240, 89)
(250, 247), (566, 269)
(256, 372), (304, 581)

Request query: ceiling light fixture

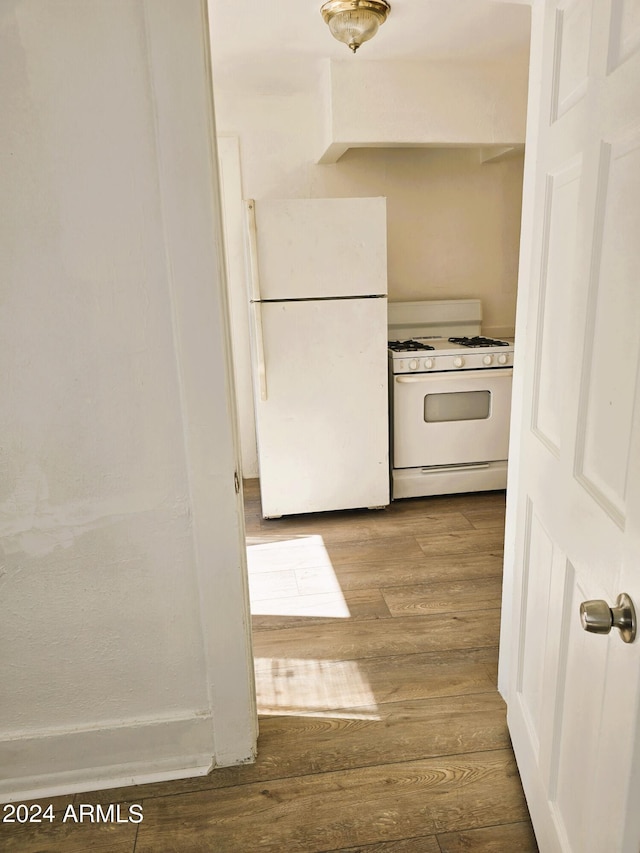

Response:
(320, 0), (391, 54)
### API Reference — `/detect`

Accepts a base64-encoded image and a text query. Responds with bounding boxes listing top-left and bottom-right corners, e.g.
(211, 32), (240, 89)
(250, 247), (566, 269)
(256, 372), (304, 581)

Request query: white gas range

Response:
(388, 300), (514, 500)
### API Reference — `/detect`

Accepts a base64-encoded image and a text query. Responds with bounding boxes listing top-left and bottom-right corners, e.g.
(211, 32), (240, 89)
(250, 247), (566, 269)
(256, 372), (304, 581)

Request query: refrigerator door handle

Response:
(244, 199), (261, 302)
(245, 199), (267, 399)
(250, 300), (268, 401)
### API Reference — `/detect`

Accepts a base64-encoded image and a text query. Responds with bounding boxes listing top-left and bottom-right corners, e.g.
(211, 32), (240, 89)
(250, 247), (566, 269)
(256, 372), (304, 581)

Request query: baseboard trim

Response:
(0, 713), (217, 803)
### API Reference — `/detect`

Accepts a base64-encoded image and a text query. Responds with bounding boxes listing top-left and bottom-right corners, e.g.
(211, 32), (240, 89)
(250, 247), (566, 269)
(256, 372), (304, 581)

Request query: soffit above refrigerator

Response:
(316, 59), (528, 164)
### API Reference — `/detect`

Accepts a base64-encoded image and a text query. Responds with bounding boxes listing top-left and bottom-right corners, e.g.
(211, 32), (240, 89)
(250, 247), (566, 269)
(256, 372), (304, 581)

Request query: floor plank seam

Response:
(252, 604), (503, 620)
(134, 745), (518, 804)
(374, 577), (504, 590)
(251, 612), (503, 635)
(250, 575), (506, 594)
(255, 686), (505, 715)
(132, 820), (140, 853)
(251, 646), (501, 669)
(252, 644), (501, 663)
(382, 605), (503, 618)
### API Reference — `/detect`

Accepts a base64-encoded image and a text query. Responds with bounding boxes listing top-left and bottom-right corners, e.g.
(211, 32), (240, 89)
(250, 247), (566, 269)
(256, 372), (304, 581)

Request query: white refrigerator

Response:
(244, 197), (389, 518)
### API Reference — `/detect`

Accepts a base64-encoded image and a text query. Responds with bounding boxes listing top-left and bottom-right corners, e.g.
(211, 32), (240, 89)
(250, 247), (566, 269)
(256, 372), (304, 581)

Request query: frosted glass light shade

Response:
(328, 9), (380, 51)
(321, 1), (390, 53)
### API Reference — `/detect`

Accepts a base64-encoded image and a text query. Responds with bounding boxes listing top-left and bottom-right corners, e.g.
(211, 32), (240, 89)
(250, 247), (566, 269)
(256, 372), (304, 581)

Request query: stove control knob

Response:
(453, 356), (465, 368)
(409, 359), (419, 370)
(483, 354), (493, 365)
(497, 353), (509, 365)
(424, 358), (434, 369)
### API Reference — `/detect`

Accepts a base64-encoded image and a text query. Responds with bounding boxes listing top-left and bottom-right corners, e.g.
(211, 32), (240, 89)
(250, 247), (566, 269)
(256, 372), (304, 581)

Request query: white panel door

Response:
(253, 297), (389, 518)
(501, 1), (640, 851)
(251, 197), (387, 300)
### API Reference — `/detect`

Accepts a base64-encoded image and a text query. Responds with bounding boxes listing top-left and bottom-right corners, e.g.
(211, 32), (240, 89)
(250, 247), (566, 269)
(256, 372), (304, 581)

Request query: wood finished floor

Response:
(2, 482), (538, 853)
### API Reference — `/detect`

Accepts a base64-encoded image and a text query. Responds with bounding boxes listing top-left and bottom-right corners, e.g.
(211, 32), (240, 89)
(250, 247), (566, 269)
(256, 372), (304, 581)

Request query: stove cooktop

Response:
(388, 340), (435, 352)
(387, 300), (514, 373)
(447, 335), (510, 348)
(388, 336), (512, 355)
(388, 334), (514, 373)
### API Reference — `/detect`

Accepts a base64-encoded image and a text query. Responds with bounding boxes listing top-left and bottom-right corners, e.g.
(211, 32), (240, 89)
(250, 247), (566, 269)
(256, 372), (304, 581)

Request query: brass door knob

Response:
(580, 593), (636, 643)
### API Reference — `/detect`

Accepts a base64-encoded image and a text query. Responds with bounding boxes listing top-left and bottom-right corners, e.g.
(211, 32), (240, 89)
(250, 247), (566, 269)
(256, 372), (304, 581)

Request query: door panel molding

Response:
(531, 157), (582, 454)
(607, 0), (640, 71)
(551, 0), (592, 122)
(517, 502), (554, 753)
(542, 558), (575, 800)
(574, 126), (640, 528)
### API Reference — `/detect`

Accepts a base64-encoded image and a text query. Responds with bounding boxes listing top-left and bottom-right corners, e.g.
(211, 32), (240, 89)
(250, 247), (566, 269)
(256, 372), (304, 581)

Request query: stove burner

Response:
(448, 336), (509, 348)
(388, 340), (435, 352)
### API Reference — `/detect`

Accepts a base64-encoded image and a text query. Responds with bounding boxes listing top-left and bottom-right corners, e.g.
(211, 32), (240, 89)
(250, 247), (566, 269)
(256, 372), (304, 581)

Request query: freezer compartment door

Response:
(254, 298), (389, 517)
(251, 197), (387, 300)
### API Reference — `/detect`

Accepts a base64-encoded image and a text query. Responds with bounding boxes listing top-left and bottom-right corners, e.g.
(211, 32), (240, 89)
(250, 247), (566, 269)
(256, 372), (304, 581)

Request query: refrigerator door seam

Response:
(252, 295), (387, 303)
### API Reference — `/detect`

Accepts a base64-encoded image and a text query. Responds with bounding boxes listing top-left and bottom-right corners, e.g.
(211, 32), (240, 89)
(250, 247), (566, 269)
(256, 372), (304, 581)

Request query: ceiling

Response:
(209, 0), (532, 94)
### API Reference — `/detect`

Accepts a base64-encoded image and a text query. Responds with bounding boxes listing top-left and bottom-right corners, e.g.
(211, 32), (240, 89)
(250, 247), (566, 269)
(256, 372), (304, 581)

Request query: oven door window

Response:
(424, 390), (491, 423)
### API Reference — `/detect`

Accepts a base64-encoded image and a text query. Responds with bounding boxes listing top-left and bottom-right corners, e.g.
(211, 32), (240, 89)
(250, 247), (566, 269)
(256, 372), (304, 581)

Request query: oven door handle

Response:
(395, 370), (512, 384)
(396, 375), (441, 384)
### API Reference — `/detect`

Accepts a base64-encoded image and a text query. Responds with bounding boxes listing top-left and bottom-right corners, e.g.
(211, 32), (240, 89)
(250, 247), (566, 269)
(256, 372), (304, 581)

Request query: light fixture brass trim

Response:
(321, 0), (391, 53)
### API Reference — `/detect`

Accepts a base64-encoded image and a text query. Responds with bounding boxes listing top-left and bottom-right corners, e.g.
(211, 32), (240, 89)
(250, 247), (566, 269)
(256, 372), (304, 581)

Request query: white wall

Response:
(0, 0), (255, 800)
(313, 147), (523, 335)
(213, 81), (525, 476)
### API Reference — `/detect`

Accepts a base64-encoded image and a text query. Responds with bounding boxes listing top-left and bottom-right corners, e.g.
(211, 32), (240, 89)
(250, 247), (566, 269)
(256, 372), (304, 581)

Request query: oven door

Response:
(392, 368), (512, 469)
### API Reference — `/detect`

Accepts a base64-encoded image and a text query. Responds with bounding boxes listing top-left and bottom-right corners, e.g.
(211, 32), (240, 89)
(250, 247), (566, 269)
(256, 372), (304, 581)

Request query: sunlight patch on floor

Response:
(247, 536), (380, 717)
(247, 534), (351, 618)
(254, 657), (381, 720)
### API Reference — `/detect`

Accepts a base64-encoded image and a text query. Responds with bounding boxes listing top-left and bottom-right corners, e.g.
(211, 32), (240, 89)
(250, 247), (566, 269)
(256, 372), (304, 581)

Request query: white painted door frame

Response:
(147, 0), (258, 766)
